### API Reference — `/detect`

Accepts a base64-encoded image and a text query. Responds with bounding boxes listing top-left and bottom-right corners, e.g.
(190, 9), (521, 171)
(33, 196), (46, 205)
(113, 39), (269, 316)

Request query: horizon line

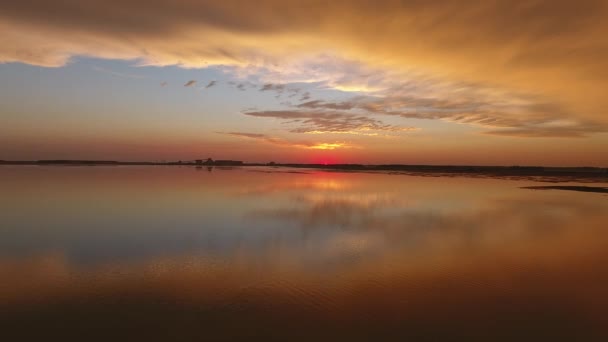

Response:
(1, 159), (607, 170)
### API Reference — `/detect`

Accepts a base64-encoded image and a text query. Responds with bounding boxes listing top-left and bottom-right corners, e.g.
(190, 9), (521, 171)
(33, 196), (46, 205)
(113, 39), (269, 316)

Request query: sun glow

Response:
(308, 143), (346, 150)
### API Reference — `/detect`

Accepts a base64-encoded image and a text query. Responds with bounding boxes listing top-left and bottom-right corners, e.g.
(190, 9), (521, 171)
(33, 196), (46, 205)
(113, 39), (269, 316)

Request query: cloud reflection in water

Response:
(1, 166), (607, 340)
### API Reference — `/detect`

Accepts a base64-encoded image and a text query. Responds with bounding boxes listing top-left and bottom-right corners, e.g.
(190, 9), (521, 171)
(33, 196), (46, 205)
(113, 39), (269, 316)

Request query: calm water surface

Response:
(1, 166), (607, 340)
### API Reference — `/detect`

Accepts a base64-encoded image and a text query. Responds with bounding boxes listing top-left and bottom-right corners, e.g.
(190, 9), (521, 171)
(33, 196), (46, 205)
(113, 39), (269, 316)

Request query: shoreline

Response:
(1, 160), (607, 181)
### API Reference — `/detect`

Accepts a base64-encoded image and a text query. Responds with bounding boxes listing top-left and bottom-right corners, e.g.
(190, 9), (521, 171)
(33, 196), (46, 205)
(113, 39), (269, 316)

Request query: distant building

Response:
(194, 158), (242, 166)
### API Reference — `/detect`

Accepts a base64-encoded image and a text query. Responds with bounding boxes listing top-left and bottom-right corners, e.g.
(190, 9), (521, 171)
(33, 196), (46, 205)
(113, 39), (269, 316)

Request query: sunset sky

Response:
(1, 0), (607, 166)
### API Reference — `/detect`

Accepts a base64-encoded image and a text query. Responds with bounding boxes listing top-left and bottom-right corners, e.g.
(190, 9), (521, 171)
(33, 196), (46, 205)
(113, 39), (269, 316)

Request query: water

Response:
(1, 166), (607, 340)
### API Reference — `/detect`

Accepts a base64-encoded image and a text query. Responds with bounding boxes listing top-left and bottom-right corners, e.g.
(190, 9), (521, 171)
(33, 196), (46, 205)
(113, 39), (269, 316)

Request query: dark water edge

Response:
(2, 305), (603, 342)
(522, 185), (608, 193)
(3, 269), (606, 342)
(3, 265), (607, 342)
(3, 240), (608, 342)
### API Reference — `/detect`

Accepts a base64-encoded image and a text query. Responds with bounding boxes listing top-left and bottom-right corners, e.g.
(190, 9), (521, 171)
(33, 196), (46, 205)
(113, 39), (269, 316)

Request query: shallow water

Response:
(1, 166), (607, 341)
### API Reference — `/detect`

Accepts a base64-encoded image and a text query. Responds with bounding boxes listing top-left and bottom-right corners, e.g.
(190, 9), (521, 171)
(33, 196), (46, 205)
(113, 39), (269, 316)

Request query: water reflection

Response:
(1, 166), (607, 340)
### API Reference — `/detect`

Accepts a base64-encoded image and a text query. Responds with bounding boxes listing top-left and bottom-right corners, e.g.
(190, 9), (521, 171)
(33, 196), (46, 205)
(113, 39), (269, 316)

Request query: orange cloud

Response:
(292, 95), (607, 138)
(1, 0), (608, 139)
(243, 110), (417, 135)
(217, 132), (352, 150)
(308, 143), (345, 150)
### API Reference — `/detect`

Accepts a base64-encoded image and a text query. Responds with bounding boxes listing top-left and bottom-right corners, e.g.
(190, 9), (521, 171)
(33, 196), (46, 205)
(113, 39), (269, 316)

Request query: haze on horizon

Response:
(1, 0), (607, 166)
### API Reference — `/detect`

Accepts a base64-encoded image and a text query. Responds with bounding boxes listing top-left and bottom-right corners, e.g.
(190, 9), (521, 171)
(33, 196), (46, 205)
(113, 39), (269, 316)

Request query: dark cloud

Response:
(244, 110), (417, 134)
(260, 83), (286, 92)
(205, 80), (217, 88)
(184, 80), (197, 87)
(298, 100), (355, 111)
(299, 92), (311, 102)
(226, 81), (256, 90)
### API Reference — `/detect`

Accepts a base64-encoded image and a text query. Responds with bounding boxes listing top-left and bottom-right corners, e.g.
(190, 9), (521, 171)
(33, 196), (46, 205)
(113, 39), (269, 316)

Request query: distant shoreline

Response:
(1, 159), (607, 179)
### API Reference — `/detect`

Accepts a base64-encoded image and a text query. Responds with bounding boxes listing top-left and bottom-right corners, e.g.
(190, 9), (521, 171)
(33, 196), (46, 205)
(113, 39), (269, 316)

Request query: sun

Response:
(311, 153), (340, 165)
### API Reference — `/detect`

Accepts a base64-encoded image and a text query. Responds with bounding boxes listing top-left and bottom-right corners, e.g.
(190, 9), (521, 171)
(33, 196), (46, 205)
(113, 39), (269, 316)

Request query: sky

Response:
(1, 0), (607, 166)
